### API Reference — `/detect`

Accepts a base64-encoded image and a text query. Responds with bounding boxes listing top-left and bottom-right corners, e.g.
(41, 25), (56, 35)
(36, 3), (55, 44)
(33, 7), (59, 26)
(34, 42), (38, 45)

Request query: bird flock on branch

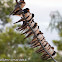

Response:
(10, 0), (56, 60)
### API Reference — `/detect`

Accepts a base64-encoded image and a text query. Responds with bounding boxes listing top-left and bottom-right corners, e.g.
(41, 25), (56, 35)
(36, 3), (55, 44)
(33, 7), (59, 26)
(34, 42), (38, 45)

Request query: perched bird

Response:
(10, 0), (25, 15)
(13, 8), (30, 24)
(44, 51), (56, 60)
(36, 43), (51, 53)
(31, 37), (45, 48)
(41, 47), (56, 59)
(22, 20), (35, 34)
(20, 9), (34, 28)
(21, 13), (34, 29)
(24, 25), (40, 39)
(32, 31), (43, 42)
(14, 11), (34, 32)
(17, 20), (36, 33)
(23, 22), (38, 33)
(32, 38), (45, 46)
(24, 29), (39, 39)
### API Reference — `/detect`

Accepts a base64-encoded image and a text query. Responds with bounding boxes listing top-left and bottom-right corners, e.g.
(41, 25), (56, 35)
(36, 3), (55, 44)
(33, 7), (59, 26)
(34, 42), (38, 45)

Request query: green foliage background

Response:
(49, 11), (62, 62)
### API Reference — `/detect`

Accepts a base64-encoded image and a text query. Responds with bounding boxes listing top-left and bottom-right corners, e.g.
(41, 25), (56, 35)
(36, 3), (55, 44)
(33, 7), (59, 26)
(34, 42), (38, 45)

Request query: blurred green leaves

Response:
(0, 0), (15, 25)
(49, 11), (62, 62)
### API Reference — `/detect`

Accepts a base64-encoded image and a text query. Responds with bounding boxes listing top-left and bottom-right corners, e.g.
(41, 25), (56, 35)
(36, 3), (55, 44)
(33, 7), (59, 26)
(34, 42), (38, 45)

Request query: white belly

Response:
(35, 29), (39, 34)
(30, 22), (35, 27)
(26, 14), (32, 20)
(48, 48), (54, 54)
(37, 34), (44, 40)
(25, 12), (30, 17)
(45, 44), (49, 49)
(33, 26), (38, 31)
(43, 42), (47, 46)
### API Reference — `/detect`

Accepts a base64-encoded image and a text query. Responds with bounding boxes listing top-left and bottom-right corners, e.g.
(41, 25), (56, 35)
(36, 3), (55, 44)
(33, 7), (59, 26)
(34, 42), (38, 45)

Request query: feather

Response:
(24, 32), (33, 39)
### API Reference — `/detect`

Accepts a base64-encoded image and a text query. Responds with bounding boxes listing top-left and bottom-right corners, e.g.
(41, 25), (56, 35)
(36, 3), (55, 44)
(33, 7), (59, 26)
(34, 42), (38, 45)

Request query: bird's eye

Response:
(31, 22), (32, 23)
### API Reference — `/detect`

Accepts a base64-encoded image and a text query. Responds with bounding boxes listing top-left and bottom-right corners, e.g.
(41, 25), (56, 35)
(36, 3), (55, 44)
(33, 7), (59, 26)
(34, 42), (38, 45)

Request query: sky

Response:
(12, 0), (62, 51)
(25, 0), (62, 7)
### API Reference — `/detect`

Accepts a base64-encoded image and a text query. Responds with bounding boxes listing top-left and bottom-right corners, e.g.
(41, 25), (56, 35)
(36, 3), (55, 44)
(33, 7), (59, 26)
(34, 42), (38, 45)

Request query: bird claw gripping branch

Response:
(10, 0), (56, 62)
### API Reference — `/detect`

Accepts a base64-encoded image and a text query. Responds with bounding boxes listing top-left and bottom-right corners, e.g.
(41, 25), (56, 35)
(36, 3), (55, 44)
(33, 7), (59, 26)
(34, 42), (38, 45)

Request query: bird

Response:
(44, 51), (56, 60)
(36, 43), (51, 53)
(32, 31), (43, 42)
(41, 47), (56, 59)
(15, 13), (34, 31)
(21, 13), (34, 29)
(31, 37), (46, 48)
(23, 22), (38, 33)
(10, 0), (25, 15)
(22, 21), (36, 34)
(23, 28), (40, 39)
(24, 25), (40, 39)
(30, 31), (43, 44)
(13, 8), (30, 24)
(14, 14), (37, 31)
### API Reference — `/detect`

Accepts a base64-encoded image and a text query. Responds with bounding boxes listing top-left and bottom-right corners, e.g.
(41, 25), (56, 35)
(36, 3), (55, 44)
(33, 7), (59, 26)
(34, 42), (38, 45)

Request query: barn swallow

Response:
(27, 14), (34, 22)
(14, 8), (30, 24)
(13, 8), (30, 16)
(10, 0), (25, 15)
(23, 8), (33, 19)
(21, 18), (35, 30)
(22, 21), (35, 34)
(24, 28), (40, 39)
(23, 25), (40, 39)
(44, 51), (56, 60)
(30, 31), (44, 44)
(21, 13), (34, 29)
(33, 26), (39, 33)
(37, 34), (44, 40)
(23, 23), (37, 32)
(36, 43), (51, 53)
(23, 27), (39, 36)
(41, 47), (55, 59)
(31, 36), (45, 46)
(47, 47), (54, 55)
(23, 18), (34, 25)
(32, 31), (43, 42)
(22, 12), (34, 23)
(22, 21), (37, 34)
(18, 22), (37, 35)
(16, 13), (34, 31)
(31, 37), (46, 48)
